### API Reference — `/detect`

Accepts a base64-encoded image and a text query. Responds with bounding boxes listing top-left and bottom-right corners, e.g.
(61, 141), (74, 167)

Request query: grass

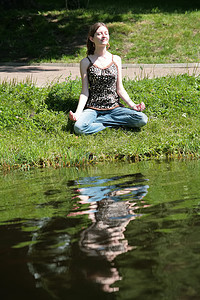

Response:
(1, 0), (200, 63)
(1, 0), (200, 170)
(0, 74), (200, 171)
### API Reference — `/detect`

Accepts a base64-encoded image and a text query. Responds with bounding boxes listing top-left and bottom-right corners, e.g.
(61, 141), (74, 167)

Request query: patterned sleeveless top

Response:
(85, 56), (122, 110)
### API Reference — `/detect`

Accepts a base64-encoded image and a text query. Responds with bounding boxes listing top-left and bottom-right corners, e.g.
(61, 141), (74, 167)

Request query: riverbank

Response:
(0, 73), (199, 171)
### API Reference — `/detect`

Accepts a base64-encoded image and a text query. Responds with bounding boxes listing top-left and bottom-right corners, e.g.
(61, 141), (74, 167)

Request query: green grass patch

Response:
(1, 0), (200, 63)
(0, 74), (200, 170)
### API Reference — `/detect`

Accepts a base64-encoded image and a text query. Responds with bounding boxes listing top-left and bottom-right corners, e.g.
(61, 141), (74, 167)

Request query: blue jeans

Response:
(74, 107), (148, 135)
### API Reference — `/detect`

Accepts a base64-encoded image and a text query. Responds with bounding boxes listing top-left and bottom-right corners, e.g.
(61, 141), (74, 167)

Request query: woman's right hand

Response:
(69, 111), (78, 121)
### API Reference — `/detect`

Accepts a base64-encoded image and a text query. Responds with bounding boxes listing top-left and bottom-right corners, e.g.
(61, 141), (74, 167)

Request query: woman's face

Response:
(91, 25), (109, 47)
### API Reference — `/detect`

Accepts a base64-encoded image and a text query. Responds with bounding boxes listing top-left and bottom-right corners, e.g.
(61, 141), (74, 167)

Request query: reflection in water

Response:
(74, 175), (149, 292)
(28, 173), (149, 297)
(2, 161), (200, 299)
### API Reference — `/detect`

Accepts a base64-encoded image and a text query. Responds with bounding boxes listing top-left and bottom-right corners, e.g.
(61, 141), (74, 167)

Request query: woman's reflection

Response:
(69, 174), (149, 292)
(28, 173), (149, 297)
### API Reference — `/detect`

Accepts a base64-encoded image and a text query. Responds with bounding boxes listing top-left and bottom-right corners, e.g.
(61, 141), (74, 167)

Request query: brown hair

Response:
(86, 22), (110, 55)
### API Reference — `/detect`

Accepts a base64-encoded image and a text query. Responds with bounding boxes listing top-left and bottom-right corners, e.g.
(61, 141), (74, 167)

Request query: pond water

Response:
(0, 160), (200, 300)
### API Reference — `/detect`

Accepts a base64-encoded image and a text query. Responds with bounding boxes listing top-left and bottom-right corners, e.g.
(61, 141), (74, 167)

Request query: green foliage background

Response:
(1, 0), (200, 63)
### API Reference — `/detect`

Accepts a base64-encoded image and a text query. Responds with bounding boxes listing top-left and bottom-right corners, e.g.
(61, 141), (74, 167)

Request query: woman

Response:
(69, 22), (148, 135)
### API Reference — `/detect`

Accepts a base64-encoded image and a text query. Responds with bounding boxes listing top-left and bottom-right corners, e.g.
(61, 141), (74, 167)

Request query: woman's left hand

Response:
(133, 102), (145, 112)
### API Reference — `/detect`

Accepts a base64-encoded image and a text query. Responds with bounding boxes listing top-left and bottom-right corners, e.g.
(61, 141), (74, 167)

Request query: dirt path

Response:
(0, 63), (199, 87)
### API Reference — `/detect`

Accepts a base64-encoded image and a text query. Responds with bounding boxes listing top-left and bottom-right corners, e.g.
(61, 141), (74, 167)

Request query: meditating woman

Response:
(69, 22), (148, 135)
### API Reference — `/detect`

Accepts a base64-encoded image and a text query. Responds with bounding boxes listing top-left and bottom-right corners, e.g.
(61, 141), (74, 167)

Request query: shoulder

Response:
(112, 54), (122, 65)
(80, 57), (90, 70)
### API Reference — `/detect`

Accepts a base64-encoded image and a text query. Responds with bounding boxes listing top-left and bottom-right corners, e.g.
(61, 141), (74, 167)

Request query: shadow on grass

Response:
(0, 0), (199, 63)
(0, 8), (125, 63)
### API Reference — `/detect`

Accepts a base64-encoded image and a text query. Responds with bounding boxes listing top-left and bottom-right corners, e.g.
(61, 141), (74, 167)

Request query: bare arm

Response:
(114, 55), (145, 111)
(69, 58), (90, 121)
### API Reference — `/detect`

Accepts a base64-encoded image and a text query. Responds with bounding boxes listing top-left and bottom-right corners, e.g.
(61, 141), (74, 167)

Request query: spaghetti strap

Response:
(87, 56), (92, 63)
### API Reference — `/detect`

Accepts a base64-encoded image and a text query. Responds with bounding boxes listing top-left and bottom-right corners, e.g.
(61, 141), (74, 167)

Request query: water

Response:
(0, 160), (200, 300)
